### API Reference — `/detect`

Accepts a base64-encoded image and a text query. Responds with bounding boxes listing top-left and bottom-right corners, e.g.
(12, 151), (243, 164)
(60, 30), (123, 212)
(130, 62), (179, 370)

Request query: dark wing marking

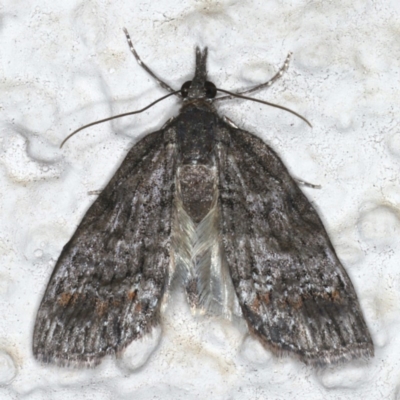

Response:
(216, 125), (373, 364)
(33, 128), (177, 366)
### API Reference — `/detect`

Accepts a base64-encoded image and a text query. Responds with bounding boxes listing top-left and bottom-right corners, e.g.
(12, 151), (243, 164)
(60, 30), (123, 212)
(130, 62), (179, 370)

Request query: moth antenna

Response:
(215, 88), (312, 128)
(215, 52), (292, 100)
(60, 91), (180, 148)
(123, 28), (178, 95)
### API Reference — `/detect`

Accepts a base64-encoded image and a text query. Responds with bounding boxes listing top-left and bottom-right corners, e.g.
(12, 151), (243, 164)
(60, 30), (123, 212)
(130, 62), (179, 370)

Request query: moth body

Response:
(33, 44), (374, 367)
(171, 102), (239, 317)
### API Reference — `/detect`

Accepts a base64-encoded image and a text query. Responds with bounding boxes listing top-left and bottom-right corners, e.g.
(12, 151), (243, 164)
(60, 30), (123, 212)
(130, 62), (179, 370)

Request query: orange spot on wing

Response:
(95, 300), (108, 316)
(112, 299), (121, 307)
(263, 292), (271, 304)
(134, 302), (142, 313)
(251, 296), (260, 311)
(331, 289), (341, 303)
(127, 289), (138, 301)
(58, 292), (73, 307)
(288, 296), (303, 310)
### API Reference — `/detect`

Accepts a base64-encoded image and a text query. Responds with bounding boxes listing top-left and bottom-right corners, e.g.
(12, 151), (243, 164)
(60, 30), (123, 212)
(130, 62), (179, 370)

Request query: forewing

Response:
(33, 128), (177, 366)
(216, 125), (373, 364)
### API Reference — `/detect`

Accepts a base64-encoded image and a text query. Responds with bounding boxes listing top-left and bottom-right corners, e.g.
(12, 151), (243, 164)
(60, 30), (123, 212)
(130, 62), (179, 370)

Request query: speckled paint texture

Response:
(0, 0), (398, 399)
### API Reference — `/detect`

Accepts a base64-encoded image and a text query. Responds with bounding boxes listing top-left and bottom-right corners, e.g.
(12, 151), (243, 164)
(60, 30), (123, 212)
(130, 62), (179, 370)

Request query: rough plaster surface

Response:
(0, 0), (399, 399)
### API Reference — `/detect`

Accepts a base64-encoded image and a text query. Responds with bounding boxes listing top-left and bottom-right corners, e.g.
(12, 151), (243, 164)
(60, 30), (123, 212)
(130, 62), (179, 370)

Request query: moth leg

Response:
(87, 189), (102, 195)
(294, 177), (321, 189)
(215, 52), (292, 101)
(123, 28), (178, 95)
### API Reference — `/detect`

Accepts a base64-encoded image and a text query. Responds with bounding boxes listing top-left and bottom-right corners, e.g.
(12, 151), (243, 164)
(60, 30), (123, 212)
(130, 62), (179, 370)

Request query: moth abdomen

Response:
(178, 164), (215, 223)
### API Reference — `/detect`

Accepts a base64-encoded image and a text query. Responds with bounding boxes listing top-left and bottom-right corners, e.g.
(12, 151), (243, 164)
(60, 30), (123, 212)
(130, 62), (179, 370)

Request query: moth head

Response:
(180, 47), (217, 101)
(181, 80), (217, 100)
(59, 39), (311, 149)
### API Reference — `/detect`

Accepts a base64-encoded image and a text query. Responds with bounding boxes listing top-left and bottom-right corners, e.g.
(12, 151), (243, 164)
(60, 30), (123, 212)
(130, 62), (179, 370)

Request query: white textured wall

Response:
(0, 0), (399, 399)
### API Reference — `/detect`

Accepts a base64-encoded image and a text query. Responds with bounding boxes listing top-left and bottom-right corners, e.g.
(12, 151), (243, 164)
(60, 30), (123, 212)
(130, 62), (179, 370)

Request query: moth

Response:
(33, 31), (374, 367)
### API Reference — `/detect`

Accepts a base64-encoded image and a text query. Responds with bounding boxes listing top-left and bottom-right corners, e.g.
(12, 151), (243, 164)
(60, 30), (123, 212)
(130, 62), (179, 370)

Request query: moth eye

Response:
(204, 81), (217, 98)
(181, 81), (192, 98)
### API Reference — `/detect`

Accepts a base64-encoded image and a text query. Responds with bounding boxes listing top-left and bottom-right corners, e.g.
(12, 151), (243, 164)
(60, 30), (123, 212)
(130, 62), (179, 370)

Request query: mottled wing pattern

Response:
(33, 129), (177, 366)
(216, 124), (373, 364)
